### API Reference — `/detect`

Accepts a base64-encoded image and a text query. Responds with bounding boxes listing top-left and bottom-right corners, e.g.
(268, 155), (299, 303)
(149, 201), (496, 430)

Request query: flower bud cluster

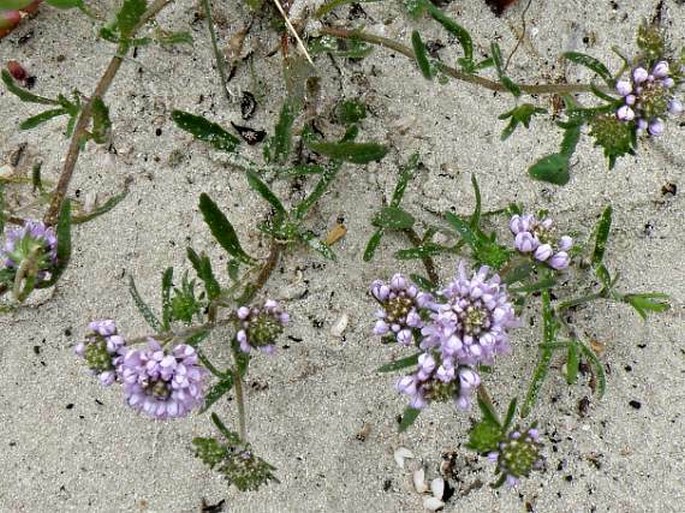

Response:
(488, 427), (544, 487)
(1, 220), (57, 282)
(509, 214), (572, 270)
(236, 300), (289, 354)
(74, 320), (126, 386)
(372, 263), (518, 411)
(615, 61), (683, 137)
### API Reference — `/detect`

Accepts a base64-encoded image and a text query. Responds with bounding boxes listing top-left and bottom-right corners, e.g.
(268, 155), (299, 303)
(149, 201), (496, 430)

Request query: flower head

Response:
(236, 300), (289, 354)
(615, 60), (682, 137)
(1, 220), (57, 281)
(75, 320), (126, 386)
(509, 214), (572, 270)
(370, 274), (432, 345)
(488, 427), (544, 487)
(120, 339), (207, 419)
(421, 263), (517, 366)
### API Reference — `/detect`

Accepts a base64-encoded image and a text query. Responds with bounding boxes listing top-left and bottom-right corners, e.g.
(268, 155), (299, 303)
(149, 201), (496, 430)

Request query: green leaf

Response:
(566, 340), (579, 385)
(187, 247), (222, 300)
(45, 0), (83, 8)
(398, 406), (421, 432)
(264, 101), (296, 164)
(91, 97), (111, 144)
(299, 231), (337, 261)
(2, 70), (59, 106)
(577, 342), (606, 398)
(409, 273), (435, 291)
(411, 31), (433, 80)
(563, 52), (613, 85)
(36, 199), (73, 288)
(200, 375), (235, 413)
(372, 206), (415, 230)
(199, 193), (254, 264)
(466, 418), (503, 453)
(335, 99), (367, 125)
(395, 243), (444, 260)
(424, 2), (472, 64)
(161, 267), (173, 330)
(508, 276), (556, 294)
(246, 171), (286, 215)
(19, 108), (68, 130)
(293, 163), (341, 219)
(308, 35), (373, 59)
(491, 42), (521, 97)
(377, 352), (421, 373)
(503, 398), (517, 431)
(591, 205), (612, 267)
(315, 0), (379, 17)
(363, 228), (384, 262)
(498, 103), (547, 141)
(154, 30), (193, 45)
(171, 111), (240, 153)
(469, 174), (481, 228)
(306, 140), (388, 164)
(623, 292), (670, 320)
(560, 123), (581, 158)
(528, 153), (570, 185)
(72, 188), (129, 224)
(445, 212), (478, 247)
(477, 396), (502, 428)
(128, 275), (163, 332)
(391, 153), (420, 207)
(117, 0), (147, 39)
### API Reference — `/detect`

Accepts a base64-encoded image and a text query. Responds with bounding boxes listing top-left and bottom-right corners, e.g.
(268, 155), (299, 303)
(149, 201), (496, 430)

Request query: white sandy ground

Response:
(1, 0), (685, 511)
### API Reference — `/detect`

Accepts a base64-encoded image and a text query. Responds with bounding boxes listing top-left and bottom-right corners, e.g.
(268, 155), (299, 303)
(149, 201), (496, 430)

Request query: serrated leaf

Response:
(528, 153), (570, 185)
(623, 292), (670, 320)
(563, 51), (613, 85)
(372, 206), (415, 230)
(117, 0), (147, 39)
(377, 352), (421, 373)
(128, 275), (163, 332)
(171, 111), (240, 153)
(306, 140), (388, 164)
(398, 406), (421, 432)
(363, 228), (384, 262)
(411, 31), (432, 80)
(19, 108), (68, 130)
(592, 205), (612, 267)
(2, 70), (59, 105)
(246, 170), (286, 215)
(186, 247), (221, 301)
(200, 375), (235, 413)
(199, 193), (254, 264)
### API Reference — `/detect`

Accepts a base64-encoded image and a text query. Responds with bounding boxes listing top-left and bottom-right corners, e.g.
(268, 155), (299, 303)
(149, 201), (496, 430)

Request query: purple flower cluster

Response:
(76, 321), (208, 419)
(510, 214), (572, 270)
(74, 320), (126, 386)
(236, 300), (289, 354)
(615, 61), (682, 136)
(120, 339), (207, 419)
(371, 274), (432, 345)
(373, 263), (517, 411)
(488, 427), (544, 487)
(1, 220), (57, 281)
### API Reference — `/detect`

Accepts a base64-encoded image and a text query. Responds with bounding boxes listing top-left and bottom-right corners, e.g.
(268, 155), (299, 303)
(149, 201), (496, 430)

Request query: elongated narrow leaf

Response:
(563, 52), (613, 85)
(470, 174), (481, 228)
(91, 98), (111, 144)
(37, 199), (72, 288)
(161, 267), (173, 330)
(566, 340), (579, 384)
(491, 42), (521, 97)
(577, 342), (606, 398)
(171, 111), (240, 153)
(19, 108), (68, 130)
(246, 171), (286, 215)
(409, 273), (435, 291)
(425, 2), (472, 64)
(72, 188), (128, 224)
(377, 352), (421, 373)
(445, 212), (478, 247)
(300, 231), (337, 261)
(307, 141), (388, 164)
(503, 398), (517, 431)
(129, 275), (163, 331)
(560, 123), (581, 158)
(398, 406), (421, 432)
(187, 247), (221, 300)
(592, 205), (612, 266)
(391, 153), (419, 207)
(395, 243), (444, 260)
(477, 396), (502, 428)
(623, 292), (670, 319)
(411, 31), (432, 80)
(45, 0), (83, 8)
(117, 0), (147, 39)
(293, 164), (340, 219)
(363, 228), (384, 262)
(372, 206), (415, 230)
(528, 153), (570, 185)
(2, 70), (59, 105)
(199, 193), (254, 264)
(200, 375), (235, 413)
(264, 101), (296, 164)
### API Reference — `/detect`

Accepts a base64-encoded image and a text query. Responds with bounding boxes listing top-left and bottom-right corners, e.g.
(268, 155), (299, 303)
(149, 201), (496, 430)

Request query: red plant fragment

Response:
(7, 60), (28, 82)
(485, 0), (519, 16)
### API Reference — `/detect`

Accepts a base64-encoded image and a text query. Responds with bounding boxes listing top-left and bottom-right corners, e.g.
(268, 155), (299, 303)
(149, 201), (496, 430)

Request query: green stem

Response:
(44, 0), (173, 227)
(319, 26), (595, 96)
(403, 227), (439, 285)
(201, 0), (231, 102)
(556, 291), (604, 312)
(233, 366), (247, 442)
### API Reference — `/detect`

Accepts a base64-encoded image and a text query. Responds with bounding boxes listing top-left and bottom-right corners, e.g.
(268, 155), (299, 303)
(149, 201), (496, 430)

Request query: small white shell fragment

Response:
(413, 468), (428, 494)
(423, 496), (445, 511)
(430, 477), (445, 500)
(393, 447), (414, 469)
(330, 313), (349, 337)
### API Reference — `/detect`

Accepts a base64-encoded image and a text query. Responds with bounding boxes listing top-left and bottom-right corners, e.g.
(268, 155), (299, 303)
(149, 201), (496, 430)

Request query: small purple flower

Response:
(509, 214), (572, 270)
(396, 351), (481, 410)
(75, 320), (126, 387)
(488, 427), (544, 488)
(421, 263), (517, 366)
(371, 274), (432, 346)
(120, 339), (207, 419)
(236, 299), (289, 354)
(1, 220), (57, 281)
(616, 60), (682, 137)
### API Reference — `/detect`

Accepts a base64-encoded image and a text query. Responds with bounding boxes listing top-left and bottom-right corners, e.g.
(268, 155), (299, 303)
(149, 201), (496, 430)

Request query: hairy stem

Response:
(233, 366), (247, 441)
(403, 227), (439, 285)
(43, 0), (173, 227)
(319, 26), (595, 96)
